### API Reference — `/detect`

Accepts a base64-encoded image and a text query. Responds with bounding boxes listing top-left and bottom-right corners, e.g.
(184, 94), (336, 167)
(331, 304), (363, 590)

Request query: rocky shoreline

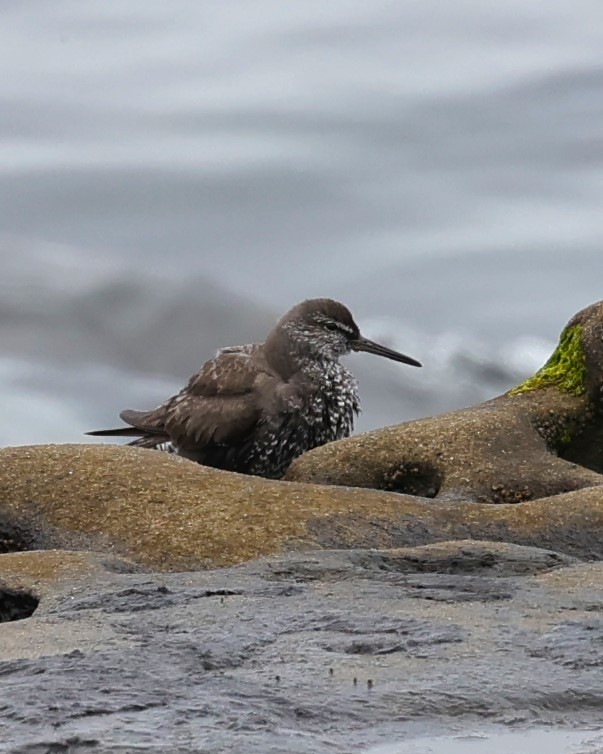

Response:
(1, 301), (603, 752)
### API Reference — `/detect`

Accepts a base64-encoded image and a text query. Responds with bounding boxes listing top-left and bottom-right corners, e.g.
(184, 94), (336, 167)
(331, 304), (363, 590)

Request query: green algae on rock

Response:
(508, 324), (586, 397)
(288, 300), (603, 502)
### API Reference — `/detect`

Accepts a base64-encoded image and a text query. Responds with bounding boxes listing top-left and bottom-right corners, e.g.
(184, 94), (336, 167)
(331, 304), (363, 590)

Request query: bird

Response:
(87, 298), (421, 479)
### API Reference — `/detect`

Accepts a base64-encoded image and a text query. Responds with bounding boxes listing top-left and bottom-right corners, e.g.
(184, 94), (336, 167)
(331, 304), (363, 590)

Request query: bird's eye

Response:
(324, 321), (340, 332)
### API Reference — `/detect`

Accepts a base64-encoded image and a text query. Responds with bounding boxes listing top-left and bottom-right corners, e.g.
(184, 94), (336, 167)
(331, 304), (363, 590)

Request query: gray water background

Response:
(1, 0), (602, 445)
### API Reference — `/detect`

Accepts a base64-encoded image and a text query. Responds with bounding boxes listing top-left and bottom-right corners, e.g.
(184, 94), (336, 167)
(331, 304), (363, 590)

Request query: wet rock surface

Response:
(287, 301), (603, 503)
(0, 545), (602, 753)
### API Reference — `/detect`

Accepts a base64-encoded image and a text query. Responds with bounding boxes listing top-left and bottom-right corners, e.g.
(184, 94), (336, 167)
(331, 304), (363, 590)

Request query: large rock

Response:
(0, 545), (601, 753)
(287, 300), (603, 502)
(4, 302), (603, 753)
(1, 444), (603, 569)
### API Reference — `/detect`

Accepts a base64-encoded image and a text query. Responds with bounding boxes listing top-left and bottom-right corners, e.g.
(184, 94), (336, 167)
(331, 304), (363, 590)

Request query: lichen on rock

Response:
(508, 324), (586, 397)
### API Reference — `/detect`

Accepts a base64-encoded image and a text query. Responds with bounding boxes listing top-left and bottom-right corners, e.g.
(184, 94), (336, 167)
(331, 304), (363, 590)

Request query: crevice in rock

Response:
(384, 462), (442, 498)
(0, 512), (37, 553)
(0, 587), (39, 622)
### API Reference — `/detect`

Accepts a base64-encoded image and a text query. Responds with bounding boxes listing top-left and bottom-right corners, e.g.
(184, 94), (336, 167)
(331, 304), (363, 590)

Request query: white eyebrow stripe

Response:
(315, 314), (355, 334)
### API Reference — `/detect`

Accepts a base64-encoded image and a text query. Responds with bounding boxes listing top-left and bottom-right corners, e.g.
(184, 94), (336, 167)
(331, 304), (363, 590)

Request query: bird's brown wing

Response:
(118, 408), (167, 433)
(89, 345), (277, 452)
(160, 345), (273, 450)
(185, 344), (261, 397)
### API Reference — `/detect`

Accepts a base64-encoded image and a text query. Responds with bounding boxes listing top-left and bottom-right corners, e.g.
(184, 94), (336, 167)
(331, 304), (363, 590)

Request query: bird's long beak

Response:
(351, 336), (422, 367)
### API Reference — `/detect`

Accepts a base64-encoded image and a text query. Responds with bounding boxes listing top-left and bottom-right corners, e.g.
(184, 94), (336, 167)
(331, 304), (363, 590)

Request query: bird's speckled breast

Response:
(247, 360), (360, 478)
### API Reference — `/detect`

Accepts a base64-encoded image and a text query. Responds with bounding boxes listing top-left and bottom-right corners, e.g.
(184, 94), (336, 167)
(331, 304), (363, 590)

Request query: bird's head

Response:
(278, 298), (422, 366)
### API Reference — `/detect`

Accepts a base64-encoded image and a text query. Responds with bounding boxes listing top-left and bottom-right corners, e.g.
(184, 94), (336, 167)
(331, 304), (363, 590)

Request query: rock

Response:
(4, 302), (603, 752)
(0, 549), (144, 599)
(287, 300), (603, 503)
(0, 544), (602, 753)
(325, 540), (579, 577)
(0, 550), (144, 660)
(1, 444), (603, 569)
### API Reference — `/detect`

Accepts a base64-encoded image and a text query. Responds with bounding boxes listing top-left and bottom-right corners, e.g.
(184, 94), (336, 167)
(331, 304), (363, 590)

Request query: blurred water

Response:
(0, 1), (602, 444)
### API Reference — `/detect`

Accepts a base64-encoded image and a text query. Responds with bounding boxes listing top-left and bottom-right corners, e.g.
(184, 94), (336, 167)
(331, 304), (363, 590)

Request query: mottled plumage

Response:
(87, 298), (421, 478)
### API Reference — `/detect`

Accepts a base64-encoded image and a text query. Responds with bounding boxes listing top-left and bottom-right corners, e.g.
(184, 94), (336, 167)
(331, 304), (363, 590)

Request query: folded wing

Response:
(87, 345), (271, 455)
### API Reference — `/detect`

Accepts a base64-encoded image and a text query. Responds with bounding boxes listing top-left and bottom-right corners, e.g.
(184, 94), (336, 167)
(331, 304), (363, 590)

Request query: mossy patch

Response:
(508, 325), (586, 397)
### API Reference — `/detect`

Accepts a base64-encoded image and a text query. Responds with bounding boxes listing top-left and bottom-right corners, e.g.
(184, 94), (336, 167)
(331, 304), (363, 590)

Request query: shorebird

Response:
(87, 298), (421, 478)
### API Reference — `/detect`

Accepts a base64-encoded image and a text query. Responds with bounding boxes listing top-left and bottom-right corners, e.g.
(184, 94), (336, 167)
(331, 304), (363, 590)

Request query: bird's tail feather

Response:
(86, 426), (172, 451)
(86, 427), (143, 438)
(87, 407), (166, 440)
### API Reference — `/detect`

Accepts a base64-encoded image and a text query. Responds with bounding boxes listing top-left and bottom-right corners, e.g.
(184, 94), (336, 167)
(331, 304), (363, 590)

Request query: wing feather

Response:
(163, 345), (272, 450)
(119, 409), (166, 433)
(90, 344), (281, 455)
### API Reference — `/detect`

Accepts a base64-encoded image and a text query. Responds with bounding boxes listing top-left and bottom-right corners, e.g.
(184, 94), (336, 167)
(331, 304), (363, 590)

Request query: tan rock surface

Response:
(0, 549), (141, 661)
(1, 444), (603, 570)
(0, 549), (139, 598)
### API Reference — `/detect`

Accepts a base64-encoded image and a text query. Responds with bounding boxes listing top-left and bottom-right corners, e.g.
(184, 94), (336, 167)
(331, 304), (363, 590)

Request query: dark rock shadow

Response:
(0, 587), (38, 622)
